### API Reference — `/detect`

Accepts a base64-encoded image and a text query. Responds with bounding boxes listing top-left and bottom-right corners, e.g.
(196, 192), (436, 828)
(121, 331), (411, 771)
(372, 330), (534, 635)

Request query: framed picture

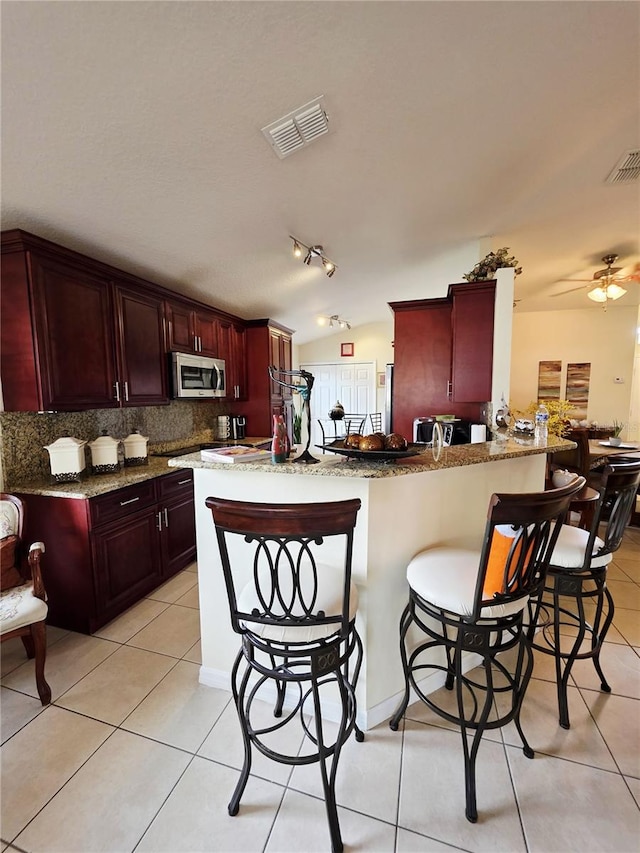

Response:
(341, 343), (354, 357)
(377, 372), (386, 388)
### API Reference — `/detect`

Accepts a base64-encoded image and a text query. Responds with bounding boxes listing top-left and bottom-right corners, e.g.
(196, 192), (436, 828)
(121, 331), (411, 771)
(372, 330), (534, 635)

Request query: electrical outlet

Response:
(614, 377), (624, 384)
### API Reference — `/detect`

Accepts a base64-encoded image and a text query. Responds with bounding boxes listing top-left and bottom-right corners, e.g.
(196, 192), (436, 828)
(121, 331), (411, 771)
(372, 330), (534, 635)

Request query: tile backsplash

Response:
(0, 400), (229, 487)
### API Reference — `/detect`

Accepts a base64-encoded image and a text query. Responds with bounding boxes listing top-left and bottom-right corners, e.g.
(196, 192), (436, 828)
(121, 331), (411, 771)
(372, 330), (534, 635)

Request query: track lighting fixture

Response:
(318, 314), (350, 330)
(289, 236), (337, 278)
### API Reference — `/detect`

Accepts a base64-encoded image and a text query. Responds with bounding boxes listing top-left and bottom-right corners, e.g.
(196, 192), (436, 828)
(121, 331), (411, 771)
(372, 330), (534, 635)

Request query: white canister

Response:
(89, 433), (120, 474)
(44, 437), (87, 482)
(123, 430), (149, 466)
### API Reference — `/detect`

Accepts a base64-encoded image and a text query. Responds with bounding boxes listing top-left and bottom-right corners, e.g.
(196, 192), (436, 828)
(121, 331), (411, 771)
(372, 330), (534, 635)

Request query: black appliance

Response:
(413, 418), (472, 446)
(230, 416), (246, 441)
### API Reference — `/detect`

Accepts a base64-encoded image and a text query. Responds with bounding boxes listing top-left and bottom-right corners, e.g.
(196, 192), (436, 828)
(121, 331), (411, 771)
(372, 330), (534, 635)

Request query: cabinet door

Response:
(195, 310), (219, 356)
(218, 319), (247, 400)
(31, 255), (119, 410)
(92, 507), (163, 622)
(166, 301), (196, 352)
(451, 283), (495, 403)
(116, 286), (168, 406)
(392, 302), (452, 439)
(279, 333), (293, 398)
(269, 329), (282, 397)
(160, 493), (196, 577)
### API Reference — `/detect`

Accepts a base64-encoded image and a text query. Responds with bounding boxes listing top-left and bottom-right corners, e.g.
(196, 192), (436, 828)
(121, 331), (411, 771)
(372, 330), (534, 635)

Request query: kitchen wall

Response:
(509, 305), (638, 438)
(0, 399), (229, 488)
(294, 320), (395, 414)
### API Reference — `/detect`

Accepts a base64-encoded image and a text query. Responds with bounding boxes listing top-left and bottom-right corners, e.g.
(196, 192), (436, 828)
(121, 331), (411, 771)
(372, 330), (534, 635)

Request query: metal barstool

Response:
(529, 460), (640, 729)
(206, 497), (364, 853)
(389, 478), (585, 823)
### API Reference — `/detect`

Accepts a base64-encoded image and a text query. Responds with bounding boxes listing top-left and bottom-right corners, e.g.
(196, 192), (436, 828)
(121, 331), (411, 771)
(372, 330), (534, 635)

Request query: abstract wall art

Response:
(537, 360), (562, 402)
(566, 362), (591, 420)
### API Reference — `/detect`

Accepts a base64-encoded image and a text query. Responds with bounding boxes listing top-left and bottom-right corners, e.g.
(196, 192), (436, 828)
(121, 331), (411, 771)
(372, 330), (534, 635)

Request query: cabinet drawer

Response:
(90, 480), (157, 527)
(156, 469), (194, 501)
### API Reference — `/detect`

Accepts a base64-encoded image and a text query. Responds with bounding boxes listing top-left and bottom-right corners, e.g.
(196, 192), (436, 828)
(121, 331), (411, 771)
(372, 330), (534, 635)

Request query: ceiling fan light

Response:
(588, 286), (607, 303)
(606, 283), (627, 300)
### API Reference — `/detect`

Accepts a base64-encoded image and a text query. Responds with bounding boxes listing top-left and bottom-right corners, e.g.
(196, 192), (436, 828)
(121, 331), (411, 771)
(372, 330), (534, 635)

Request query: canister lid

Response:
(44, 436), (87, 451)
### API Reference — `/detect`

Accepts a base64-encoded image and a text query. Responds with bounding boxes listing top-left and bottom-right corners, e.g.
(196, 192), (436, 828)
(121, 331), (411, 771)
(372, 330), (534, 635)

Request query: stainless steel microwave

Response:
(170, 352), (226, 399)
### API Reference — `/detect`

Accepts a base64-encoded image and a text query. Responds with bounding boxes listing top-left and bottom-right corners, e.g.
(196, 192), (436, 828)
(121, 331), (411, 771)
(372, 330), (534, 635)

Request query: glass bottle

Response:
(271, 415), (288, 463)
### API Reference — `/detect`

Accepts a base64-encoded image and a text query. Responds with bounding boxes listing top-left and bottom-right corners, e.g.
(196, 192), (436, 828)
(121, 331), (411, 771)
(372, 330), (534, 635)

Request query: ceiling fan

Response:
(551, 254), (640, 303)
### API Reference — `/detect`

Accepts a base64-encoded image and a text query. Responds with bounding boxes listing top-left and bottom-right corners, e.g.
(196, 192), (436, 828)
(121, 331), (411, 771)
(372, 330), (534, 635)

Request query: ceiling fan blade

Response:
(556, 277), (592, 283)
(550, 284), (589, 297)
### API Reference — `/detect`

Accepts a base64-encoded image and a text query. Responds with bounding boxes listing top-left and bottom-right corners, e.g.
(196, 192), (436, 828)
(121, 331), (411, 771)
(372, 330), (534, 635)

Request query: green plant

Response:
(512, 399), (575, 437)
(611, 420), (624, 437)
(293, 412), (302, 444)
(463, 247), (523, 283)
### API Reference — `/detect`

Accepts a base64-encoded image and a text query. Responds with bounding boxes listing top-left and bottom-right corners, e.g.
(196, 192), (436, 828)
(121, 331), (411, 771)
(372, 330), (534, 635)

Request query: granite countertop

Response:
(168, 435), (576, 480)
(11, 457), (174, 499)
(9, 435), (274, 499)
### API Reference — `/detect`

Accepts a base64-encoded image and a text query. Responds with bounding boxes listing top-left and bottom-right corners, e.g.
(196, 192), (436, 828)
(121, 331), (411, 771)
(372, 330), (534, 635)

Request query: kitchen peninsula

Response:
(171, 435), (573, 730)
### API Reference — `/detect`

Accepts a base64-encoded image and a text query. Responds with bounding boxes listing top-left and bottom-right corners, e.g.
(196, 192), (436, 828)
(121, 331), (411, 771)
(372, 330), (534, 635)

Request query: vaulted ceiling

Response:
(2, 1), (639, 343)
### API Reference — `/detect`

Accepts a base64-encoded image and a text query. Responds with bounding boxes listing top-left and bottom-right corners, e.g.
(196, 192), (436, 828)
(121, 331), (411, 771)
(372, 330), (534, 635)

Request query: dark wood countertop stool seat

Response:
(528, 460), (640, 729)
(389, 478), (585, 823)
(0, 493), (51, 705)
(206, 497), (364, 853)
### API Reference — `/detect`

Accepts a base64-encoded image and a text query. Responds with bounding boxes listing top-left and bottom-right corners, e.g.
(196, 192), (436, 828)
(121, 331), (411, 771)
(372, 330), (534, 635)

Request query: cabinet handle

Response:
(124, 381), (129, 402)
(156, 511), (162, 531)
(198, 335), (202, 352)
(114, 381), (120, 402)
(178, 478), (191, 485)
(119, 496), (140, 506)
(447, 380), (452, 399)
(163, 507), (169, 527)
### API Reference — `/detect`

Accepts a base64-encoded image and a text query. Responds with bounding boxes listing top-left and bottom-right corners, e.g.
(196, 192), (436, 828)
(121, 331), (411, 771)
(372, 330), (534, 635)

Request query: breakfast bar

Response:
(170, 435), (573, 730)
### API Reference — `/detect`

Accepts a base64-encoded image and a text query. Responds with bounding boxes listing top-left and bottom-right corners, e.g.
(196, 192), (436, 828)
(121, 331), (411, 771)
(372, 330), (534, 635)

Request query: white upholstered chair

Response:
(0, 493), (51, 705)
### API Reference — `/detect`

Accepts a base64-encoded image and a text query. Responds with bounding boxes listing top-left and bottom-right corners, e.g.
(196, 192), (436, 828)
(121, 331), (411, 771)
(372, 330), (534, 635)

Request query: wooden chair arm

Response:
(28, 542), (46, 600)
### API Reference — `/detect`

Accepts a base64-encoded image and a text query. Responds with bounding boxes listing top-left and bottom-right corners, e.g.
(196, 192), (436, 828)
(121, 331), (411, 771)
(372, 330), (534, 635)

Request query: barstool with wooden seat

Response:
(206, 497), (363, 853)
(529, 460), (640, 729)
(389, 478), (585, 823)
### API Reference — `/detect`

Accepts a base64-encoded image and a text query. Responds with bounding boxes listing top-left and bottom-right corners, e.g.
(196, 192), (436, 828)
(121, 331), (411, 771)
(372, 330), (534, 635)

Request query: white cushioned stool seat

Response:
(0, 583), (48, 634)
(407, 547), (528, 619)
(239, 563), (358, 642)
(550, 524), (611, 570)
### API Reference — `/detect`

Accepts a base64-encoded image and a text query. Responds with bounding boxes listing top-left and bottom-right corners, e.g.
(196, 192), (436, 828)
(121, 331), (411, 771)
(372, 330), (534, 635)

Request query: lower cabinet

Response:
(18, 470), (195, 634)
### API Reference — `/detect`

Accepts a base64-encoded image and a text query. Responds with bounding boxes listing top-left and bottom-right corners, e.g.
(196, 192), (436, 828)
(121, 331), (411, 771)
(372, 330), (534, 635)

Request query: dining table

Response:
(589, 439), (640, 469)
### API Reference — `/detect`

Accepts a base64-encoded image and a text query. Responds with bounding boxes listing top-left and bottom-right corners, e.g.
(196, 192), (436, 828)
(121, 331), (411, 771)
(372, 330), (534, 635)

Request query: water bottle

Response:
(535, 403), (549, 443)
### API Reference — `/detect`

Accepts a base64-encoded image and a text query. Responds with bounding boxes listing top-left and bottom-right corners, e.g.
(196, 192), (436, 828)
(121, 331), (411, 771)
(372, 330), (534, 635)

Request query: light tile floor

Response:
(1, 530), (639, 853)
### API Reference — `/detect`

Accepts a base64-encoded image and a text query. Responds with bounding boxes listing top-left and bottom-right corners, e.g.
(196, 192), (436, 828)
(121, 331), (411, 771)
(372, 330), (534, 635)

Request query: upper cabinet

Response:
(389, 281), (496, 438)
(217, 318), (247, 401)
(1, 231), (168, 411)
(1, 229), (251, 412)
(165, 300), (219, 357)
(236, 320), (294, 437)
(450, 282), (495, 404)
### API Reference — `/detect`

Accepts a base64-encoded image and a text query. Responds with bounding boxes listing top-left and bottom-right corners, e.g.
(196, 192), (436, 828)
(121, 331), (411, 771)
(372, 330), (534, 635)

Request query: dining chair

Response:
(366, 413), (383, 433)
(389, 477), (585, 823)
(206, 496), (363, 853)
(0, 493), (51, 705)
(529, 459), (640, 729)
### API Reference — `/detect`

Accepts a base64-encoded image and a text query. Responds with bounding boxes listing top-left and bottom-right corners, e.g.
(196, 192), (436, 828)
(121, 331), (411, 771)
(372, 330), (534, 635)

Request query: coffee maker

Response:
(230, 416), (246, 441)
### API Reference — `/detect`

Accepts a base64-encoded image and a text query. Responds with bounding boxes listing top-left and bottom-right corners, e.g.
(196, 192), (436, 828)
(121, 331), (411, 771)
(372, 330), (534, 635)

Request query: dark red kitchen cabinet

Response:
(451, 282), (495, 403)
(0, 230), (169, 411)
(389, 281), (496, 438)
(157, 470), (196, 577)
(16, 470), (196, 634)
(390, 298), (452, 440)
(166, 299), (219, 357)
(115, 285), (168, 406)
(92, 507), (164, 621)
(236, 319), (294, 438)
(217, 318), (248, 401)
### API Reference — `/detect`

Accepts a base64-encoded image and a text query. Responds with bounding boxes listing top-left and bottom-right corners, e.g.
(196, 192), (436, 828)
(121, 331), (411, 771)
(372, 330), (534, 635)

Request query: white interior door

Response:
(299, 361), (376, 448)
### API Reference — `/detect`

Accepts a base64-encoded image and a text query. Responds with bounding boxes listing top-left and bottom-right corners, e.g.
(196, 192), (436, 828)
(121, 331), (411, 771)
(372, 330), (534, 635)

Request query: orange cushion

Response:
(483, 526), (532, 599)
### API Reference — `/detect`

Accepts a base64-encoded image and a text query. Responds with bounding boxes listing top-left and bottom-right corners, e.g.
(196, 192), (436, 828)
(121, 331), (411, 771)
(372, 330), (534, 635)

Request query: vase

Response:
(271, 415), (288, 463)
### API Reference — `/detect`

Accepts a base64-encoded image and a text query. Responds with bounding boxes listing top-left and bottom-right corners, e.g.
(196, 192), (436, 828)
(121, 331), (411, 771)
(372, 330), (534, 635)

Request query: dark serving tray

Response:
(316, 440), (423, 462)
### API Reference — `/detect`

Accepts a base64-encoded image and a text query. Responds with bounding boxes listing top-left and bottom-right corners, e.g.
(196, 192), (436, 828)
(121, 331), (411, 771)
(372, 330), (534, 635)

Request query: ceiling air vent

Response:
(261, 97), (329, 159)
(606, 149), (640, 184)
